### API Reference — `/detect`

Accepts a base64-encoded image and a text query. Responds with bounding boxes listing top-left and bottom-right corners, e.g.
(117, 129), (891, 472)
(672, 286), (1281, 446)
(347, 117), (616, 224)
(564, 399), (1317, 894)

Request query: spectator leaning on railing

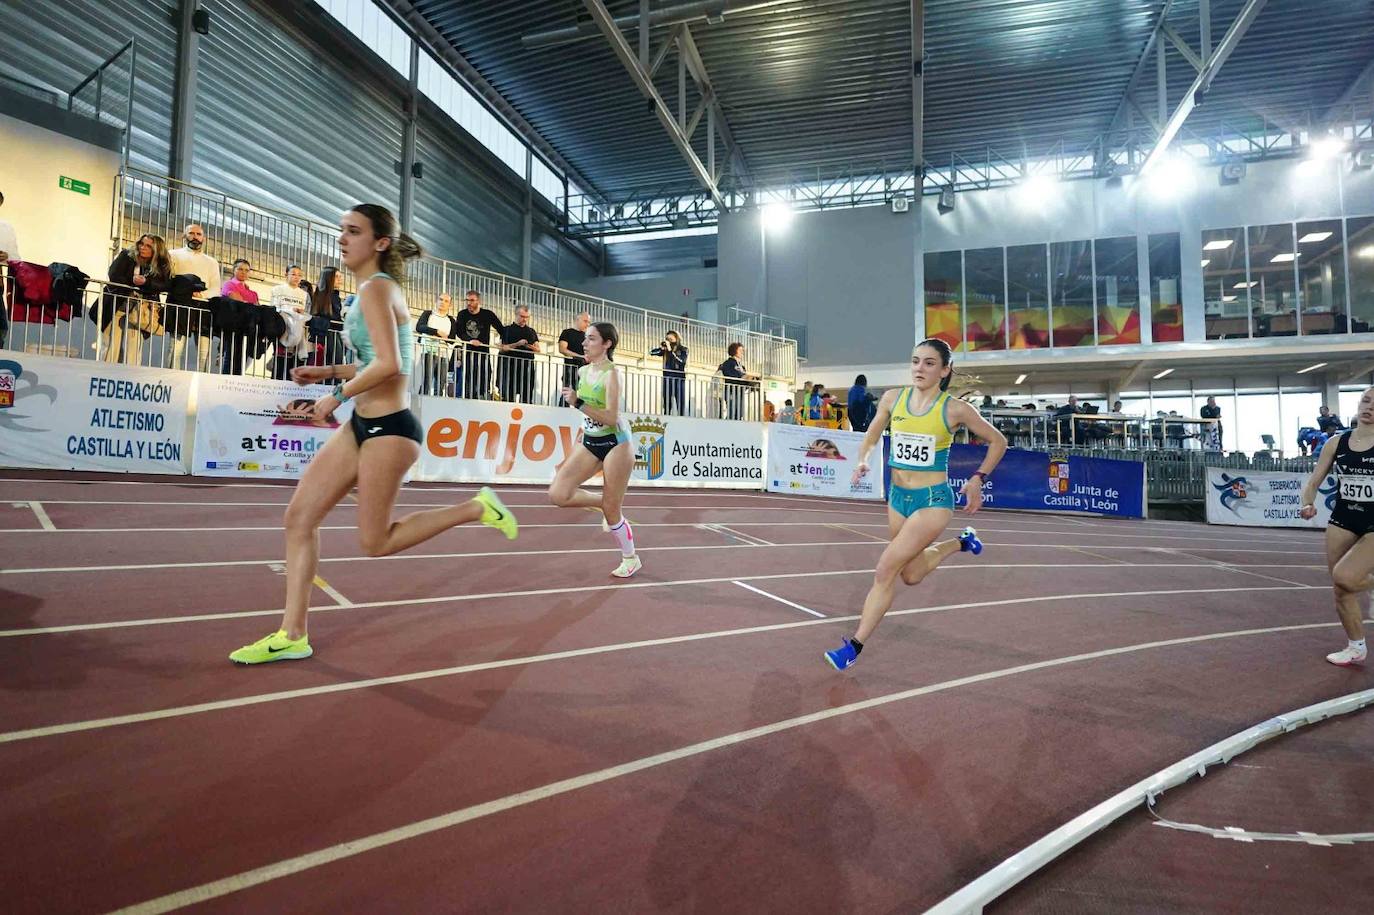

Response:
(497, 304), (539, 404)
(167, 223), (220, 372)
(269, 265), (310, 379)
(308, 266), (343, 367)
(104, 233), (171, 366)
(457, 289), (502, 399)
(416, 292), (456, 396)
(219, 258), (260, 375)
(717, 341), (758, 421)
(0, 189), (20, 263)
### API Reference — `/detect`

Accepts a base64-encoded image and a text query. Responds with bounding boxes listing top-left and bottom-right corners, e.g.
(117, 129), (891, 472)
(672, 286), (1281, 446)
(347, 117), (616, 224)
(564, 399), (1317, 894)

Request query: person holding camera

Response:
(649, 329), (688, 415)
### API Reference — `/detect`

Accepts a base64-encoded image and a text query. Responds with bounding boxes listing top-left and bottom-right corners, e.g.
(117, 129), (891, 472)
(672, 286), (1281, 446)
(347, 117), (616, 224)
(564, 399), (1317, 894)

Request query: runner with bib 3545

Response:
(824, 339), (1007, 671)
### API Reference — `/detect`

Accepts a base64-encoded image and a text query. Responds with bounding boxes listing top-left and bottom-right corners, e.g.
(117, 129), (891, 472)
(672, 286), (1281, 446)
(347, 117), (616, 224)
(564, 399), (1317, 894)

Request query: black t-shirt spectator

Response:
(457, 307), (502, 349)
(559, 327), (586, 366)
(501, 323), (539, 360)
(719, 356), (747, 385)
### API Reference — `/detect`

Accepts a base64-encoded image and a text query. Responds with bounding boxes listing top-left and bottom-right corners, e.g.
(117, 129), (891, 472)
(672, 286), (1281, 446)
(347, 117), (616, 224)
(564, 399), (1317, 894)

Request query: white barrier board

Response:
(0, 352), (191, 474)
(1205, 466), (1334, 528)
(192, 375), (353, 479)
(764, 423), (882, 501)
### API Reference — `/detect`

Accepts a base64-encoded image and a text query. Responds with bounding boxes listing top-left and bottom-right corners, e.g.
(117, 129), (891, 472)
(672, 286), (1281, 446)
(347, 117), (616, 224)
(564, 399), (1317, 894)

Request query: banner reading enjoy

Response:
(414, 397), (764, 488)
(764, 423), (882, 500)
(0, 352), (191, 473)
(1205, 466), (1335, 528)
(948, 444), (1147, 518)
(191, 375), (353, 479)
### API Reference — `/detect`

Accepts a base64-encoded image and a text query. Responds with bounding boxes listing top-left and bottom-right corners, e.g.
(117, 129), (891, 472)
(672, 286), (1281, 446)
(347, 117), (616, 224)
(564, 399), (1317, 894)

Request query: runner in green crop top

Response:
(228, 204), (517, 666)
(547, 321), (642, 579)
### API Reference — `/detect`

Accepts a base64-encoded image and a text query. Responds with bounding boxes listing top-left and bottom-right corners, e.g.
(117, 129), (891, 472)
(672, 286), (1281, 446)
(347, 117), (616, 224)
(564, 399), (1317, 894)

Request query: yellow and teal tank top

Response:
(888, 388), (954, 472)
(576, 363), (628, 439)
(342, 272), (414, 375)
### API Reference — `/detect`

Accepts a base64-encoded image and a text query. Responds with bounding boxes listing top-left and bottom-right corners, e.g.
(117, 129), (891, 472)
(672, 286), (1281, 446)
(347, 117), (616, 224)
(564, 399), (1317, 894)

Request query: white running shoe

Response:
(1325, 646), (1368, 667)
(611, 555), (642, 579)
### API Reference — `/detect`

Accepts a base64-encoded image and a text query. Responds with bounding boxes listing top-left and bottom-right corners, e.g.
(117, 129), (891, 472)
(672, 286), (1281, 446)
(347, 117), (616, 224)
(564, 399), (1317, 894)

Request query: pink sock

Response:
(608, 518), (635, 557)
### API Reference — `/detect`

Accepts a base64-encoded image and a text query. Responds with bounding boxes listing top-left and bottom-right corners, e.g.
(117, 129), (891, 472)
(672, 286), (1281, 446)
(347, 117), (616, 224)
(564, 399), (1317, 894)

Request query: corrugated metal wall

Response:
(1, 0), (597, 280)
(531, 224), (599, 287)
(193, 0), (402, 222)
(605, 234), (718, 276)
(0, 0), (178, 173)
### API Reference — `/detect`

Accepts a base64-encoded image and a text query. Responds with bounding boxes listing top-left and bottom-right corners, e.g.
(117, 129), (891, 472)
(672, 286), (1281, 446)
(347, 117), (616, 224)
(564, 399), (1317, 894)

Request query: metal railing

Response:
(0, 270), (763, 421)
(113, 169), (799, 384)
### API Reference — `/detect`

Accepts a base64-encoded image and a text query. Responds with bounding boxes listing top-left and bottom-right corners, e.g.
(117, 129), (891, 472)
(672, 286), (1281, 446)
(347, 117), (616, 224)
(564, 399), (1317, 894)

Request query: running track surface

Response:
(0, 472), (1369, 914)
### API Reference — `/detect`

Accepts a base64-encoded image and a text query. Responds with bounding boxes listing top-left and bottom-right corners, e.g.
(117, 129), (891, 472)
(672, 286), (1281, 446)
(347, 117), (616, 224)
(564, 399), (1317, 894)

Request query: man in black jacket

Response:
(498, 305), (539, 403)
(457, 289), (502, 399)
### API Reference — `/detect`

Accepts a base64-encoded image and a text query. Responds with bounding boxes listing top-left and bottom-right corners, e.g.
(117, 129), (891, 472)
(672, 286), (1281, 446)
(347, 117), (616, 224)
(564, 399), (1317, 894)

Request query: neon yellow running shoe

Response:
(229, 630), (312, 665)
(475, 486), (518, 540)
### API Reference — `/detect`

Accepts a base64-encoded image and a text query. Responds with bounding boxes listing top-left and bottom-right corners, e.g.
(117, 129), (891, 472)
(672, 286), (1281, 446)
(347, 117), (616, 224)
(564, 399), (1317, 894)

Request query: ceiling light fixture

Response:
(1270, 253), (1297, 263)
(1203, 239), (1235, 251)
(1296, 362), (1328, 374)
(1200, 259), (1211, 268)
(1233, 280), (1258, 289)
(1298, 232), (1332, 243)
(1014, 373), (1027, 385)
(1153, 368), (1174, 379)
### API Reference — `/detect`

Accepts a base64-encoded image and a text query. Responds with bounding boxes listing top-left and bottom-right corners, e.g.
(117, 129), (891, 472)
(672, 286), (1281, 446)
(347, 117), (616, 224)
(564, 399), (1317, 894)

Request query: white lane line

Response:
(107, 618), (1346, 915)
(0, 565), (1263, 639)
(312, 576), (353, 608)
(10, 499), (887, 517)
(1162, 547), (1320, 588)
(712, 524), (774, 546)
(1063, 546), (1128, 565)
(0, 540), (1327, 577)
(0, 583), (1324, 745)
(732, 580), (826, 617)
(27, 501), (56, 531)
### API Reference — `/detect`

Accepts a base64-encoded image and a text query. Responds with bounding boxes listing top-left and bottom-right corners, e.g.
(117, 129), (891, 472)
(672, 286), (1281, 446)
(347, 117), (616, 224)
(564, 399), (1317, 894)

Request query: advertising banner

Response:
(948, 444), (1147, 518)
(414, 397), (765, 489)
(1205, 466), (1335, 528)
(191, 375), (353, 479)
(0, 352), (191, 474)
(764, 423), (883, 500)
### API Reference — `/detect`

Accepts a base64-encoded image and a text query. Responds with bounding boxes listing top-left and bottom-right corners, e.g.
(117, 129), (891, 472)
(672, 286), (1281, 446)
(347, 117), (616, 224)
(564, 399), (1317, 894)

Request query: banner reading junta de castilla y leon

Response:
(0, 352), (191, 474)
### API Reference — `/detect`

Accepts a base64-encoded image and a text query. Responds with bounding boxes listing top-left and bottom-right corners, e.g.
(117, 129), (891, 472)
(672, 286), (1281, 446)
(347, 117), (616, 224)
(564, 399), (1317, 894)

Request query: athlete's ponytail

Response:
(350, 204), (424, 282)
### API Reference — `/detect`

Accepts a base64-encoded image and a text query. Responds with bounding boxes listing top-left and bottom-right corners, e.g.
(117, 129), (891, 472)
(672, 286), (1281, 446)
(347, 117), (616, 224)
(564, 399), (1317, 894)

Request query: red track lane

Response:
(0, 476), (1354, 914)
(0, 614), (1356, 914)
(0, 563), (1293, 734)
(993, 713), (1374, 914)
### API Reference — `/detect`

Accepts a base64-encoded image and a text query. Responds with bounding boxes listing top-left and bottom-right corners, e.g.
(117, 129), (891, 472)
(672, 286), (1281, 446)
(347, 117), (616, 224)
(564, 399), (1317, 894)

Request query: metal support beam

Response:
(1105, 0), (1178, 138)
(1156, 32), (1168, 125)
(582, 0), (726, 208)
(523, 0), (778, 48)
(521, 146), (533, 279)
(399, 40), (419, 233)
(1129, 96), (1161, 133)
(170, 0), (200, 182)
(912, 0), (925, 184)
(1160, 23), (1202, 72)
(377, 0), (604, 202)
(1141, 0), (1270, 174)
(638, 0), (650, 67)
(647, 24), (679, 78)
(1199, 0), (1211, 60)
(707, 103), (716, 181)
(678, 40), (687, 130)
(685, 95), (709, 139)
(1341, 359), (1374, 384)
(1118, 360), (1149, 390)
(677, 26), (751, 184)
(1323, 56), (1374, 122)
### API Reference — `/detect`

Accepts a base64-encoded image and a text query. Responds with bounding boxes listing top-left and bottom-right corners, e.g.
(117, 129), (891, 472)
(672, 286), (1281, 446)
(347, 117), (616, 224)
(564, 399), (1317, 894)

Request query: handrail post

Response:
(123, 38), (137, 171)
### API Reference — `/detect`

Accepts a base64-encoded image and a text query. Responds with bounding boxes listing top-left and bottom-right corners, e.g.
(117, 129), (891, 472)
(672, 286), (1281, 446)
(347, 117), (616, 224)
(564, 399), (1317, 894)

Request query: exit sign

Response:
(59, 176), (91, 196)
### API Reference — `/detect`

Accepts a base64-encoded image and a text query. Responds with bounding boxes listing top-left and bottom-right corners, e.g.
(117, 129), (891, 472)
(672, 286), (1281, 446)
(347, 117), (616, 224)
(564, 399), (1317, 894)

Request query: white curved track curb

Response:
(927, 686), (1374, 914)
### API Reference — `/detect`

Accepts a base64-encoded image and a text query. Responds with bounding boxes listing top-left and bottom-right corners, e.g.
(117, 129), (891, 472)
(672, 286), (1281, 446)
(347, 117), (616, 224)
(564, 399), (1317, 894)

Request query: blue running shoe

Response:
(959, 527), (982, 555)
(824, 638), (860, 671)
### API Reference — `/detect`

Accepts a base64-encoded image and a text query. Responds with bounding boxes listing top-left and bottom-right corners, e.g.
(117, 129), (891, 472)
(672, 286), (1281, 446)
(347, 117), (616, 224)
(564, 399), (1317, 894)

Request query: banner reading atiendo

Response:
(191, 375), (353, 479)
(1205, 466), (1335, 528)
(764, 423), (882, 500)
(414, 397), (764, 488)
(0, 352), (191, 473)
(947, 444), (1147, 518)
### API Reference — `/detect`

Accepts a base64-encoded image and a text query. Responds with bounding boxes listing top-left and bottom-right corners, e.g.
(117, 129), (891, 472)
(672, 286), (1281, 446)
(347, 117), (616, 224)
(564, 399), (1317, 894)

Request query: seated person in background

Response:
(763, 400), (776, 423)
(980, 394), (994, 411)
(1318, 405), (1344, 435)
(1078, 401), (1110, 442)
(807, 383), (828, 421)
(779, 398), (798, 424)
(1111, 400), (1124, 413)
(1054, 395), (1079, 442)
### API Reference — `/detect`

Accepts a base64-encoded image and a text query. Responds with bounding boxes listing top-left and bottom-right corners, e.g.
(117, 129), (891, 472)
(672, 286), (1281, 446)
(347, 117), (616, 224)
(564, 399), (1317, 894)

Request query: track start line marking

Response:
(732, 580), (826, 617)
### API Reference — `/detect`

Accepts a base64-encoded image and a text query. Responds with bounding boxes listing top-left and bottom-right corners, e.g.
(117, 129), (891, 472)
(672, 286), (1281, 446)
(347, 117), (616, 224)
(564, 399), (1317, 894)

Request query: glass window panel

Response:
(1340, 387), (1372, 427)
(1202, 227), (1248, 339)
(1148, 232), (1183, 342)
(1296, 218), (1346, 335)
(963, 247), (1006, 352)
(1248, 223), (1297, 337)
(1348, 216), (1374, 334)
(1006, 244), (1049, 349)
(923, 251), (963, 352)
(1050, 240), (1094, 346)
(1094, 236), (1140, 344)
(1235, 393), (1280, 454)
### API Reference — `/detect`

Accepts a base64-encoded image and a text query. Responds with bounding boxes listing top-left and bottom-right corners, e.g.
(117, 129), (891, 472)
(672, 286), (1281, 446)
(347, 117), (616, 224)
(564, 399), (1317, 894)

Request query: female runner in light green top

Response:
(228, 204), (516, 665)
(548, 321), (641, 578)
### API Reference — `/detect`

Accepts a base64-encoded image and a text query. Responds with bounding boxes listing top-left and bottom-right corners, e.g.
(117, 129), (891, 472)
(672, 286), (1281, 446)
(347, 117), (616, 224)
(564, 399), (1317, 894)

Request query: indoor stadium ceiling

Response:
(397, 0), (1374, 199)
